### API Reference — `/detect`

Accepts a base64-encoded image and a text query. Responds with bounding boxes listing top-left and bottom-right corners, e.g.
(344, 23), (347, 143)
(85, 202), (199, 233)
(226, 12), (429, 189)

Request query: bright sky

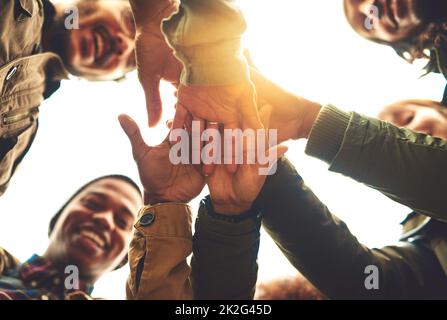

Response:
(0, 0), (445, 299)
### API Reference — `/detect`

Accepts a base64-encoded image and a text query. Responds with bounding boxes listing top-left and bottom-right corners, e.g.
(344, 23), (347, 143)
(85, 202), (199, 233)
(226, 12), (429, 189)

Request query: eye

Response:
(401, 113), (415, 126)
(81, 198), (102, 210)
(116, 216), (133, 230)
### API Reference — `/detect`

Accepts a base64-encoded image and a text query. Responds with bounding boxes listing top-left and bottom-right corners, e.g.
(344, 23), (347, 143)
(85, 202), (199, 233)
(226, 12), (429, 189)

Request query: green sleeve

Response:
(254, 157), (447, 299)
(305, 105), (447, 222)
(162, 0), (250, 85)
(191, 197), (261, 300)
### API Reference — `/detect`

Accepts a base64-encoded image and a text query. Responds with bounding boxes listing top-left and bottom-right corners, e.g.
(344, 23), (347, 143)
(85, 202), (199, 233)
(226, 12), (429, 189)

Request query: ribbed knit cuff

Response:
(305, 104), (351, 164)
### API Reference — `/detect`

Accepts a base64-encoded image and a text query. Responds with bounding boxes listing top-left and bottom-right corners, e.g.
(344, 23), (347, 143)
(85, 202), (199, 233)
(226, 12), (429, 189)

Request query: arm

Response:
(126, 203), (192, 300)
(130, 0), (250, 126)
(119, 115), (205, 300)
(305, 105), (447, 222)
(189, 103), (286, 300)
(162, 0), (249, 86)
(191, 197), (261, 300)
(247, 68), (447, 221)
(255, 157), (447, 299)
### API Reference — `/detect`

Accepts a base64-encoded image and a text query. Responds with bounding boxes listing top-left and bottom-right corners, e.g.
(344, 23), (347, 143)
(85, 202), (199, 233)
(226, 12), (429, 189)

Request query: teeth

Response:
(80, 230), (105, 249)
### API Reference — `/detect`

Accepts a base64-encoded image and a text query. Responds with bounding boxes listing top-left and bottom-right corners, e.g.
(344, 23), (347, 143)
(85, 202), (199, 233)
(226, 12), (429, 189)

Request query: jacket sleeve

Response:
(191, 196), (261, 300)
(162, 0), (250, 85)
(305, 104), (447, 222)
(254, 157), (447, 299)
(126, 203), (193, 300)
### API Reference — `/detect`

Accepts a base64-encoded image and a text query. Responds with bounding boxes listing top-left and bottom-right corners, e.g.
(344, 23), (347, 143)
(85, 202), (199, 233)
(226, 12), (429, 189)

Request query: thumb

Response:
(118, 114), (149, 161)
(259, 144), (288, 176)
(142, 77), (163, 127)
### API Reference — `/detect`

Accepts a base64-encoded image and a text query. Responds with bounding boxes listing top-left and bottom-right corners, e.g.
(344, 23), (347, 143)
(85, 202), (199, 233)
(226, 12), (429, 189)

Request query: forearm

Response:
(191, 196), (261, 300)
(254, 157), (445, 299)
(162, 0), (249, 85)
(305, 105), (447, 221)
(126, 203), (192, 300)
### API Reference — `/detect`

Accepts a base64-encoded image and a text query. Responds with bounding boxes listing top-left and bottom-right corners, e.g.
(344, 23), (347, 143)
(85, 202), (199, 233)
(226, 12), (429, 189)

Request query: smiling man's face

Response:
(48, 0), (137, 81)
(47, 178), (142, 281)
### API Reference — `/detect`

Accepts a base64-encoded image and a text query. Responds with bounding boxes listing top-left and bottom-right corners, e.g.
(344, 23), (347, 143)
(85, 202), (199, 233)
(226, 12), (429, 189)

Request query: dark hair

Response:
(342, 0), (447, 78)
(390, 22), (447, 77)
(48, 175), (141, 236)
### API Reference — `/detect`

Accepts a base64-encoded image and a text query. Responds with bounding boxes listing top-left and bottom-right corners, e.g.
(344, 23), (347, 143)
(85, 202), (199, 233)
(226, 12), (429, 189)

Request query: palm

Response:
(136, 139), (205, 204)
(135, 30), (182, 87)
(130, 0), (183, 126)
(119, 115), (205, 205)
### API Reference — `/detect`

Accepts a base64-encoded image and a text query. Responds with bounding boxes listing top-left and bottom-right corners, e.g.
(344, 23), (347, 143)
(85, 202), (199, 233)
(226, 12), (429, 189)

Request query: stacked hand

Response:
(120, 99), (286, 215)
(130, 0), (183, 127)
(128, 0), (320, 213)
(119, 114), (205, 205)
(206, 104), (288, 214)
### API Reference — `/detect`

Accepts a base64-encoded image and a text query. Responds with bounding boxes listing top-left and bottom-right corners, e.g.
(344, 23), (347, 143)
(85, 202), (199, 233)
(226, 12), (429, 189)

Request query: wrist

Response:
(210, 198), (252, 216)
(203, 196), (259, 222)
(297, 101), (322, 139)
(143, 191), (186, 206)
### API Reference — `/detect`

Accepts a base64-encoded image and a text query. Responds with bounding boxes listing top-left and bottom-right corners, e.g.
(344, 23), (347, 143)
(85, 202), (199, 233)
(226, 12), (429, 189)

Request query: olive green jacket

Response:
(256, 157), (447, 299)
(0, 0), (68, 196)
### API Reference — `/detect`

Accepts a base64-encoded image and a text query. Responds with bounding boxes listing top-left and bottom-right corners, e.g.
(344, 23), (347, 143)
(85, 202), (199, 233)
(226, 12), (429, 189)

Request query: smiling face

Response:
(46, 178), (142, 282)
(344, 0), (425, 43)
(47, 0), (137, 81)
(379, 99), (447, 139)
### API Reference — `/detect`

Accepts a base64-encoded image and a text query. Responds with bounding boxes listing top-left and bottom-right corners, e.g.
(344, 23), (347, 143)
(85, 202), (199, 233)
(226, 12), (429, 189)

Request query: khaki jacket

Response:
(0, 0), (68, 196)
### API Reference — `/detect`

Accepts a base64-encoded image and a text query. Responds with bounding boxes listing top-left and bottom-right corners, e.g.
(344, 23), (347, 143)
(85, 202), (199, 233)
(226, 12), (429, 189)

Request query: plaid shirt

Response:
(0, 248), (93, 300)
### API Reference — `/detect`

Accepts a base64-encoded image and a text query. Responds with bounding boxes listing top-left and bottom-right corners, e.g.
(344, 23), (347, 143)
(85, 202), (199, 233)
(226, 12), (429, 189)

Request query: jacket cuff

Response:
(197, 197), (261, 236)
(169, 39), (249, 85)
(134, 203), (192, 239)
(305, 104), (351, 165)
(161, 0), (249, 86)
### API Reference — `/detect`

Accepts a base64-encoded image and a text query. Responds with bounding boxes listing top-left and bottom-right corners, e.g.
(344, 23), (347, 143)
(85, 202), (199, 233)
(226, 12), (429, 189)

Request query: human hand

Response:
(119, 114), (205, 205)
(172, 81), (263, 175)
(206, 104), (288, 215)
(249, 68), (322, 142)
(130, 0), (183, 127)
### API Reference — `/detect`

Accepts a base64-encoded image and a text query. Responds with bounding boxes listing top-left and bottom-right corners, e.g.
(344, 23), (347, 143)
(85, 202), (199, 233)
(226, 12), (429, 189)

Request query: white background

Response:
(0, 0), (445, 299)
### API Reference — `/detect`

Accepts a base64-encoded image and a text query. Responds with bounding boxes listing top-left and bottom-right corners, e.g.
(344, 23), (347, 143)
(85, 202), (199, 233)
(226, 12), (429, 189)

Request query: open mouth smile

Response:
(92, 26), (115, 67)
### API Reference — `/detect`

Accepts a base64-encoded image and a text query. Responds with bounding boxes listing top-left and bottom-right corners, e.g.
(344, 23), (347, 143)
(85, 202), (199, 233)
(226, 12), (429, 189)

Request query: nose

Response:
(92, 210), (115, 231)
(115, 32), (134, 57)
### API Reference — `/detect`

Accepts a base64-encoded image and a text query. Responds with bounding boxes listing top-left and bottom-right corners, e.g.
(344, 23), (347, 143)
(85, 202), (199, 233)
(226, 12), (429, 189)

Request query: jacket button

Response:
(139, 212), (155, 226)
(6, 66), (18, 81)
